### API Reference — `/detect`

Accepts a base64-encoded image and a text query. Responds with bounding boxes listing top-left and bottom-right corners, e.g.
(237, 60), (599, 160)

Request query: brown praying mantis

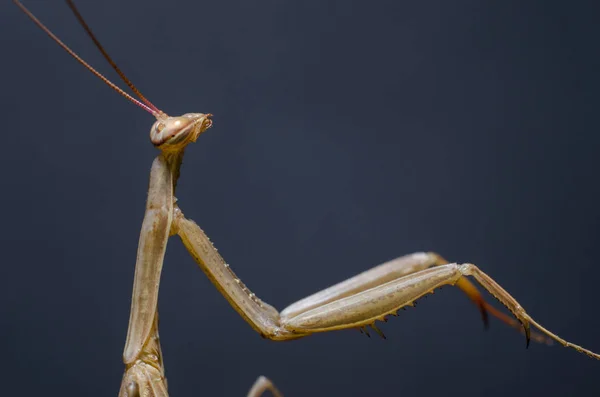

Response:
(14, 1), (600, 396)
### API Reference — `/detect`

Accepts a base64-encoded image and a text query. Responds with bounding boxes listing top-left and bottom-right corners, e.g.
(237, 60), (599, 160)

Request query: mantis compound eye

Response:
(150, 113), (212, 150)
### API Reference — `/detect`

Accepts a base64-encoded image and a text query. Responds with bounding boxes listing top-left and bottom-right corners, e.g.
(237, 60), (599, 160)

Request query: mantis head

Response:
(13, 0), (214, 153)
(150, 113), (213, 151)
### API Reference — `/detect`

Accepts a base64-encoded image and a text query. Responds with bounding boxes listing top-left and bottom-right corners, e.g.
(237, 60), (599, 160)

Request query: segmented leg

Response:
(281, 251), (548, 344)
(282, 263), (599, 359)
(247, 376), (283, 397)
(174, 207), (480, 339)
(173, 207), (561, 348)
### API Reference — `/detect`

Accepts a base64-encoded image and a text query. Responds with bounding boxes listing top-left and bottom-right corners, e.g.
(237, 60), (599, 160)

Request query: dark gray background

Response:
(2, 1), (599, 396)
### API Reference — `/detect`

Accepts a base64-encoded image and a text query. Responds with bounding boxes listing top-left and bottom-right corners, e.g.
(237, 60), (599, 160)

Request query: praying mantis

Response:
(12, 0), (600, 396)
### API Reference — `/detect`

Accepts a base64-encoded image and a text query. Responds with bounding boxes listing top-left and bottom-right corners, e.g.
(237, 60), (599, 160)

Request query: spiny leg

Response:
(173, 206), (291, 339)
(174, 207), (482, 339)
(282, 263), (600, 359)
(173, 206), (547, 344)
(280, 251), (547, 342)
(247, 376), (283, 397)
(281, 264), (469, 333)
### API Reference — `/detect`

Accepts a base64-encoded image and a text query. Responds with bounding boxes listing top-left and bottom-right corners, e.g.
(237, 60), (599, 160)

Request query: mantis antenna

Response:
(13, 0), (164, 119)
(63, 0), (161, 115)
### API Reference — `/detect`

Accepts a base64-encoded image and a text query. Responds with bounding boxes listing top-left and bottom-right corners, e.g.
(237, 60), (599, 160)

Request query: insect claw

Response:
(523, 322), (531, 349)
(478, 301), (490, 330)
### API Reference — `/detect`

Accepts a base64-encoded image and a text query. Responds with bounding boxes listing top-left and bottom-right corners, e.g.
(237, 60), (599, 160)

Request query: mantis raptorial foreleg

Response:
(173, 207), (575, 350)
(124, 155), (174, 364)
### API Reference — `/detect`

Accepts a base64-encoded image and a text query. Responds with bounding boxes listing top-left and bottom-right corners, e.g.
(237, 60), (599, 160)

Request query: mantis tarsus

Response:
(14, 1), (600, 396)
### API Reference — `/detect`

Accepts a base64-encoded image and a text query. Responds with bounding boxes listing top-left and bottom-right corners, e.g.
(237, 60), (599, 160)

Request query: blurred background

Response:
(1, 0), (599, 396)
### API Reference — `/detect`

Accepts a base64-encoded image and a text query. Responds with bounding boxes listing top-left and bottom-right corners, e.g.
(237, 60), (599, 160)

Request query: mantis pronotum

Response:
(14, 1), (600, 396)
